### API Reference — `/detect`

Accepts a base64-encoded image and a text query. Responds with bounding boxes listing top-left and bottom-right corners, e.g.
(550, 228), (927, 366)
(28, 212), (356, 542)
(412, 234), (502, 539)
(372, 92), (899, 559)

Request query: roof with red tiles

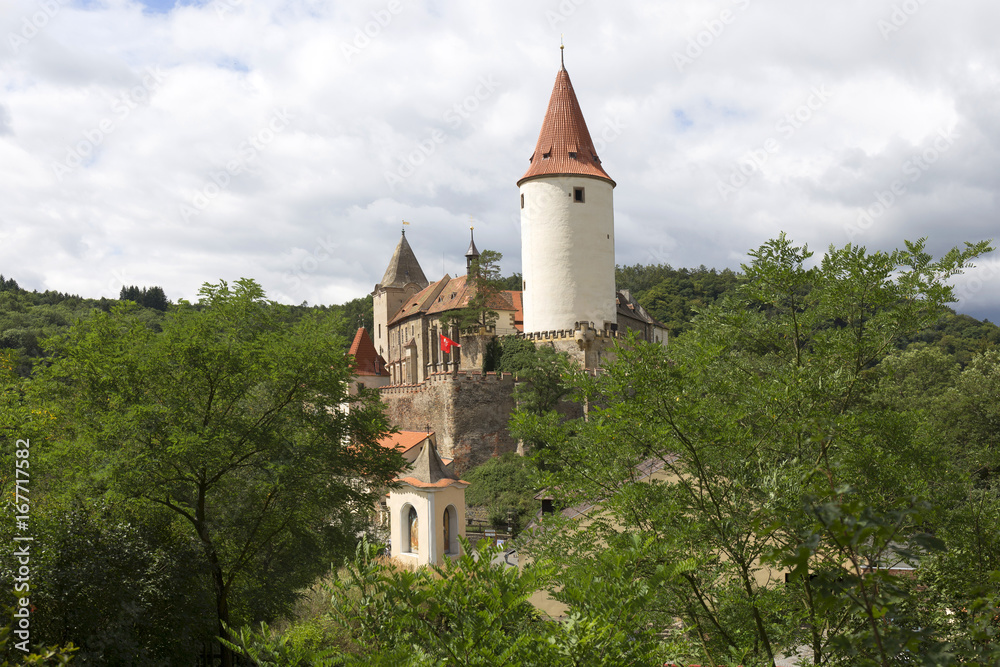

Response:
(378, 431), (433, 455)
(396, 476), (468, 489)
(503, 290), (524, 331)
(349, 327), (387, 376)
(518, 63), (615, 187)
(389, 275), (518, 325)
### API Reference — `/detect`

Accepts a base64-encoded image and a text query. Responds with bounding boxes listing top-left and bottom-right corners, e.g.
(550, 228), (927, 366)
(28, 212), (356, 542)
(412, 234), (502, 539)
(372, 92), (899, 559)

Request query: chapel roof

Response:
(378, 232), (429, 290)
(518, 54), (615, 187)
(397, 437), (467, 489)
(348, 327), (387, 376)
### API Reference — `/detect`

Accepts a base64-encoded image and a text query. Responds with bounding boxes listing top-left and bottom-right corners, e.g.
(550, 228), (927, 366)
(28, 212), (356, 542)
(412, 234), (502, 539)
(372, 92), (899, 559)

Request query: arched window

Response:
(443, 505), (459, 555)
(405, 505), (418, 553)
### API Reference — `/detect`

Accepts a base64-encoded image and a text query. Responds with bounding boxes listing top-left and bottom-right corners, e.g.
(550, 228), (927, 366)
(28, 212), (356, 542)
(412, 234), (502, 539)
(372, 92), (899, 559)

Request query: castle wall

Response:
(379, 372), (518, 472)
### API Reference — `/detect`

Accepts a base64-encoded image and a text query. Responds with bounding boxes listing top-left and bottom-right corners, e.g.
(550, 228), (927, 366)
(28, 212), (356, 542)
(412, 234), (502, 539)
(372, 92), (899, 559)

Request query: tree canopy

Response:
(33, 279), (405, 665)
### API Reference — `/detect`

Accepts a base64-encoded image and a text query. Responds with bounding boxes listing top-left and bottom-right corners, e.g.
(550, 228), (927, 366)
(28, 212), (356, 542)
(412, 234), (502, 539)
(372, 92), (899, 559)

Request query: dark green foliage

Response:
(0, 500), (214, 664)
(493, 336), (537, 374)
(481, 335), (502, 372)
(496, 272), (522, 291)
(450, 250), (504, 330)
(334, 294), (374, 342)
(35, 279), (405, 666)
(519, 235), (998, 667)
(615, 263), (739, 335)
(229, 538), (678, 666)
(900, 310), (1000, 365)
(464, 453), (539, 530)
(118, 285), (169, 311)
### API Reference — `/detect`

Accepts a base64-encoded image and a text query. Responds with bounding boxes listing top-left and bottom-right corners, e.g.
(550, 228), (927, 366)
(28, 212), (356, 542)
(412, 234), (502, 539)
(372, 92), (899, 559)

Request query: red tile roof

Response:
(389, 275), (518, 325)
(396, 476), (467, 489)
(349, 327), (387, 376)
(504, 290), (524, 331)
(518, 66), (615, 187)
(378, 431), (432, 455)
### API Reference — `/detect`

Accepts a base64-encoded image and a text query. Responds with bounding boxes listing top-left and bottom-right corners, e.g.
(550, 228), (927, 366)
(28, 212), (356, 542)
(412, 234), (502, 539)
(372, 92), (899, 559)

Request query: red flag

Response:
(440, 334), (461, 353)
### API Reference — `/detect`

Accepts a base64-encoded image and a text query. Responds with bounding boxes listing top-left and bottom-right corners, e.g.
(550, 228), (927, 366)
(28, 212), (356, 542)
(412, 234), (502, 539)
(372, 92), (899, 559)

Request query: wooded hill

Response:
(2, 266), (997, 377)
(0, 275), (373, 376)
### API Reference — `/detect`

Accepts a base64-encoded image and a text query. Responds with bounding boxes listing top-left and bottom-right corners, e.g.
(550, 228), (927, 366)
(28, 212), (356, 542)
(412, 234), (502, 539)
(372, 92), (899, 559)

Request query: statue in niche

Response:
(408, 505), (419, 552)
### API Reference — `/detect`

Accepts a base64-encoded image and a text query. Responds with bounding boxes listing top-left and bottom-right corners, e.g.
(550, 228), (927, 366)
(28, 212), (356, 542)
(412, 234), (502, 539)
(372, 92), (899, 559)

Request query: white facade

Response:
(387, 484), (466, 566)
(520, 175), (616, 334)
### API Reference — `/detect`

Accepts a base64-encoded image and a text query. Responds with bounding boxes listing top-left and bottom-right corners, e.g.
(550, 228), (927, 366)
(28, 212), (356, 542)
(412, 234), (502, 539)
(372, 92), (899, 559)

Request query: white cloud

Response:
(0, 0), (997, 321)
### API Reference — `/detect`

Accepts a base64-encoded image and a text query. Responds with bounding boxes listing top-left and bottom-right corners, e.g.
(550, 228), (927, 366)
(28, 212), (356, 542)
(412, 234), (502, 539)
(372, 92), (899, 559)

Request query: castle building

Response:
(373, 228), (523, 386)
(367, 54), (665, 469)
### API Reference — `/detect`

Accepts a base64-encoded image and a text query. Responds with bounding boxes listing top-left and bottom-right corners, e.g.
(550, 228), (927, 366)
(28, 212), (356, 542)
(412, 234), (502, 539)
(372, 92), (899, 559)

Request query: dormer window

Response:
(568, 151), (577, 158)
(542, 151), (551, 159)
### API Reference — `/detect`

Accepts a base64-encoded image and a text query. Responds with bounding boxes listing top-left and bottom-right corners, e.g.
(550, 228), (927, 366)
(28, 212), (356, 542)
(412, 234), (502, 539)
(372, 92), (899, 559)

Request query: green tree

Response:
(37, 279), (405, 667)
(464, 452), (539, 531)
(229, 538), (679, 666)
(0, 499), (214, 663)
(519, 235), (994, 666)
(451, 250), (504, 330)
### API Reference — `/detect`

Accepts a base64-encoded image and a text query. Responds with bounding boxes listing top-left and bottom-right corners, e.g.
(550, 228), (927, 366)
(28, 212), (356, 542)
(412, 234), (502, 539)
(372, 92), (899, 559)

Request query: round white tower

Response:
(518, 53), (616, 335)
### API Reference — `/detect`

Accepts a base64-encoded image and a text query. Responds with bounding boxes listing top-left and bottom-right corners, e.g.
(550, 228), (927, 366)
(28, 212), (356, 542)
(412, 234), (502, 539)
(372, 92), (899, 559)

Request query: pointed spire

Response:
(379, 231), (429, 289)
(465, 225), (480, 274)
(518, 58), (615, 187)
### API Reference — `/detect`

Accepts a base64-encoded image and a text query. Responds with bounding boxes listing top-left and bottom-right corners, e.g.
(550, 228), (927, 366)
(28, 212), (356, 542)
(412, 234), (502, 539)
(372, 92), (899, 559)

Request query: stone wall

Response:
(379, 371), (518, 472)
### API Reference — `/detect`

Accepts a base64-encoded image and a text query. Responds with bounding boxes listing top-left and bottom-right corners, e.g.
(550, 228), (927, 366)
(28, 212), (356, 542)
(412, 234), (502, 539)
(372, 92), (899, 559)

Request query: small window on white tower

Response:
(574, 187), (585, 203)
(520, 194), (524, 209)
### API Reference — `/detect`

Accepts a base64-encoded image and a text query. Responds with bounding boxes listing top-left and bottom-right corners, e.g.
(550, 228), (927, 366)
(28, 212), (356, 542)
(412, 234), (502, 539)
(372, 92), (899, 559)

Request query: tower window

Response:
(568, 151), (577, 158)
(574, 187), (585, 203)
(520, 193), (524, 209)
(542, 151), (551, 159)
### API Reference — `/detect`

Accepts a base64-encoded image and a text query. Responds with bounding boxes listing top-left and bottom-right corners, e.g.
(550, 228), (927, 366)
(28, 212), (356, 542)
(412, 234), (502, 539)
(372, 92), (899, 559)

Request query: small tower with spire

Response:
(465, 226), (480, 275)
(518, 47), (617, 336)
(372, 229), (430, 362)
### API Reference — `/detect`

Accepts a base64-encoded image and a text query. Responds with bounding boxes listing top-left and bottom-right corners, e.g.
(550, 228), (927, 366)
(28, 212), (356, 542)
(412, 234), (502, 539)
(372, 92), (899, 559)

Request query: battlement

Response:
(518, 321), (623, 343)
(379, 370), (515, 395)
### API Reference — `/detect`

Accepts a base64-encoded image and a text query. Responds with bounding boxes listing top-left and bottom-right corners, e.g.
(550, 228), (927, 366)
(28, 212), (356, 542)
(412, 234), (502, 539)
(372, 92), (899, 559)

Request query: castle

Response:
(359, 52), (666, 471)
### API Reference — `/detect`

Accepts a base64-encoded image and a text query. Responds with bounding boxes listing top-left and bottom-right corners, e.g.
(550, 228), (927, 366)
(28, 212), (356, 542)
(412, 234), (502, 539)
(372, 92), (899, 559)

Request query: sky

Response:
(2, 0), (999, 321)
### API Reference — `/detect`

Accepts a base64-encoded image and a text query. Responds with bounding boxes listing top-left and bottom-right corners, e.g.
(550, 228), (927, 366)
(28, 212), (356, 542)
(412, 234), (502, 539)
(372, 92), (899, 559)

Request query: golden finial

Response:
(560, 35), (565, 69)
(401, 219), (411, 235)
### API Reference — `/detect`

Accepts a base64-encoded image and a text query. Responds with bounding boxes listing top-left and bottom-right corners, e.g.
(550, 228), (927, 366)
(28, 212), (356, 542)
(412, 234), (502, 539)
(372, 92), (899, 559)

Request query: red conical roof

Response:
(518, 64), (615, 187)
